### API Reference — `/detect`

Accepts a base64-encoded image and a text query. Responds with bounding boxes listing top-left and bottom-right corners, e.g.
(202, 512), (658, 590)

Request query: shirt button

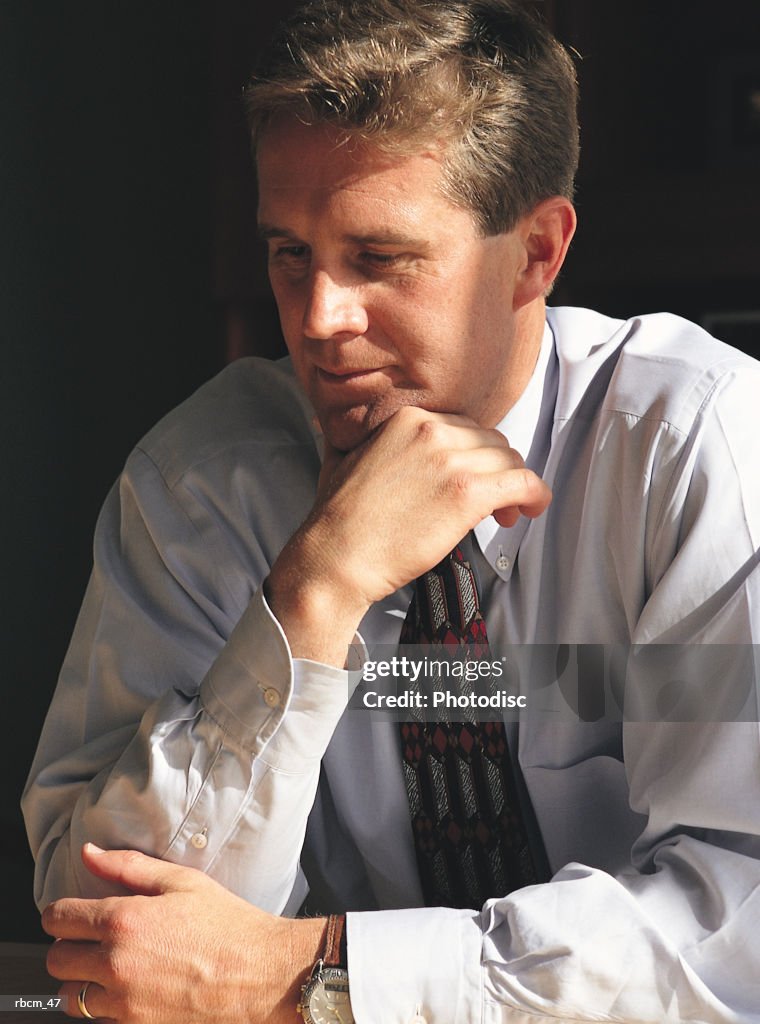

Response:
(409, 1015), (427, 1024)
(262, 687), (281, 708)
(190, 831), (208, 850)
(496, 554), (511, 571)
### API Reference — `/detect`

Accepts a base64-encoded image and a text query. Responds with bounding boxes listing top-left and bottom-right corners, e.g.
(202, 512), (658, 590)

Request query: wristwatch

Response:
(297, 914), (354, 1024)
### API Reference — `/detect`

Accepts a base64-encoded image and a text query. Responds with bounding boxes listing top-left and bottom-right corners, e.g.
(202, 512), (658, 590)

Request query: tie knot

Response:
(399, 538), (489, 652)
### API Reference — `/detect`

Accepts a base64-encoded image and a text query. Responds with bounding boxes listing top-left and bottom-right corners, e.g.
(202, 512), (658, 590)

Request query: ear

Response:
(512, 197), (576, 310)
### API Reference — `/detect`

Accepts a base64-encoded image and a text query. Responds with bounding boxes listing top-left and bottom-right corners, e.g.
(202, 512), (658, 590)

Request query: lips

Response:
(316, 366), (386, 382)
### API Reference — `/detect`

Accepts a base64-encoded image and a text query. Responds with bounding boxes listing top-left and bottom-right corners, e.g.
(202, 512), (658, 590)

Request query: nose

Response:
(301, 269), (369, 340)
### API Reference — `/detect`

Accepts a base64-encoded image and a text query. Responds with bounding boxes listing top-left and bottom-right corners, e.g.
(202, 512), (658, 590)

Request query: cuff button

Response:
(190, 831), (208, 849)
(262, 687), (281, 708)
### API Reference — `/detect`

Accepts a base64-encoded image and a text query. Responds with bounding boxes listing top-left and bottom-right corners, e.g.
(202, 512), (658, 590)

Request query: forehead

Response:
(256, 117), (466, 232)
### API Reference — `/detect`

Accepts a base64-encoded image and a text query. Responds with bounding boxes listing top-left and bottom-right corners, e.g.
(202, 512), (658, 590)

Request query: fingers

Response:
(491, 467), (553, 523)
(47, 941), (107, 984)
(57, 980), (112, 1021)
(448, 464), (551, 528)
(42, 846), (200, 941)
(285, 405), (553, 621)
(423, 437), (551, 525)
(42, 896), (117, 941)
(383, 407), (509, 453)
(80, 843), (190, 897)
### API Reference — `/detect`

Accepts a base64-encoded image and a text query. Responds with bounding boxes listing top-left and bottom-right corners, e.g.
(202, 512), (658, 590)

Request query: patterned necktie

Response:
(398, 538), (539, 909)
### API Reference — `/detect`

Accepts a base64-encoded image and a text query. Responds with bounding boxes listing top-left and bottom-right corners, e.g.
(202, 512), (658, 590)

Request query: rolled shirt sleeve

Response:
(23, 429), (362, 912)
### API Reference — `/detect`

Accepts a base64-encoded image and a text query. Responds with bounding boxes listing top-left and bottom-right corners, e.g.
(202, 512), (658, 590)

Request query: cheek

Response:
(270, 279), (305, 332)
(404, 284), (475, 350)
(376, 294), (450, 364)
(274, 301), (301, 343)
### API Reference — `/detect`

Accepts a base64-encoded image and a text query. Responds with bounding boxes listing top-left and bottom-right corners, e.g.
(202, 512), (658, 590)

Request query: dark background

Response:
(2, 0), (759, 942)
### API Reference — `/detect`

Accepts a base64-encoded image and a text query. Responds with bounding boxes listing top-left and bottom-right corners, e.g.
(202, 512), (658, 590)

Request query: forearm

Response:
(24, 587), (356, 909)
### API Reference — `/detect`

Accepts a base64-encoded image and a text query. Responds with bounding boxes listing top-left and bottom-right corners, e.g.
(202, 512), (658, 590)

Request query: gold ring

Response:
(77, 981), (97, 1020)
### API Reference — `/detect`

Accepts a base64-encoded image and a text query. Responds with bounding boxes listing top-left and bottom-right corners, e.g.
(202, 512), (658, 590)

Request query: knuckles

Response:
(389, 406), (448, 448)
(411, 414), (446, 447)
(114, 848), (149, 882)
(503, 467), (553, 514)
(443, 469), (478, 503)
(393, 404), (428, 428)
(104, 899), (139, 939)
(513, 467), (535, 494)
(487, 426), (511, 449)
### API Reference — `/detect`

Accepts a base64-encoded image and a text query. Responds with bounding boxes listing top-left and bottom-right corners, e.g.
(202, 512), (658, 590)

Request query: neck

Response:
(485, 298), (546, 428)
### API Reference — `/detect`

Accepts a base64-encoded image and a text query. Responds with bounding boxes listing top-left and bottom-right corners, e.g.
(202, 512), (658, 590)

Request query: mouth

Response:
(316, 366), (388, 384)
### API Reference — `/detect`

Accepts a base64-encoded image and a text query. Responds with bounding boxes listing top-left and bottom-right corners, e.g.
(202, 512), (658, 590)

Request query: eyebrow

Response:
(257, 224), (297, 241)
(257, 223), (429, 249)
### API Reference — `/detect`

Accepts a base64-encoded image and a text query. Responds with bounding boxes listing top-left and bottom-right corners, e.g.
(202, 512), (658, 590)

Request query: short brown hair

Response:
(244, 0), (579, 235)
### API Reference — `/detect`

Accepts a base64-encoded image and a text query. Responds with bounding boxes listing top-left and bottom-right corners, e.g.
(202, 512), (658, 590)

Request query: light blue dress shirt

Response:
(23, 308), (760, 1022)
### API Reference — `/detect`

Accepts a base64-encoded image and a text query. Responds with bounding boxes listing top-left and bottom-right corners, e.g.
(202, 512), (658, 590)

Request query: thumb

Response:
(81, 843), (191, 896)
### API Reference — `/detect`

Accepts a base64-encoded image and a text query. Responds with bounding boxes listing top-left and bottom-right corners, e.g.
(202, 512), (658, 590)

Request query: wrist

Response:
(297, 915), (353, 1024)
(267, 532), (370, 665)
(275, 917), (328, 1010)
(291, 916), (331, 973)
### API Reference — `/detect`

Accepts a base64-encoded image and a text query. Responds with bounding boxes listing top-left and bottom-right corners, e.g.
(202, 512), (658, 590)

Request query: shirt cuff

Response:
(347, 906), (483, 1024)
(199, 587), (365, 769)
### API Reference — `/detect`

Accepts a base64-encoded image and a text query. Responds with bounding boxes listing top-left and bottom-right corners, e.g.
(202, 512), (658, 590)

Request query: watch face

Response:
(302, 967), (354, 1024)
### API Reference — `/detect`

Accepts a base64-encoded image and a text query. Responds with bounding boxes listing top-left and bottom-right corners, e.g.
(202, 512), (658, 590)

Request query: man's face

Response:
(257, 118), (534, 452)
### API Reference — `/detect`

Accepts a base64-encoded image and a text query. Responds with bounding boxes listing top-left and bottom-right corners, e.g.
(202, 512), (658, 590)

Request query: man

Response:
(23, 0), (760, 1021)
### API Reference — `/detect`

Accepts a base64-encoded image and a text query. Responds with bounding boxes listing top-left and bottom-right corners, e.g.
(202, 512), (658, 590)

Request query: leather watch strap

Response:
(323, 914), (346, 967)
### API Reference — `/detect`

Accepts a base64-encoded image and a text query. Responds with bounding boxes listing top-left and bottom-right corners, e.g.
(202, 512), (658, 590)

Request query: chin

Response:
(322, 418), (374, 453)
(317, 388), (434, 451)
(319, 403), (394, 452)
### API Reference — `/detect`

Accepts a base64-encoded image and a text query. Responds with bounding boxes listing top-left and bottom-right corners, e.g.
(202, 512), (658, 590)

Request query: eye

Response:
(359, 251), (405, 269)
(271, 244), (309, 262)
